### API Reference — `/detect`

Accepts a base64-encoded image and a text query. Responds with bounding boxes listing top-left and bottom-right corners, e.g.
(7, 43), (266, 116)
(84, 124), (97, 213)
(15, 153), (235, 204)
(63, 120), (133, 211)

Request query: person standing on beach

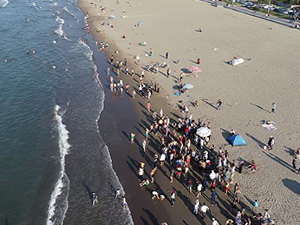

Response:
(147, 101), (151, 112)
(142, 138), (147, 152)
(170, 189), (176, 207)
(132, 90), (136, 99)
(166, 68), (170, 78)
(91, 191), (98, 205)
(130, 132), (135, 144)
(122, 196), (127, 209)
(271, 102), (276, 114)
(196, 181), (203, 197)
(160, 108), (164, 118)
(200, 203), (210, 218)
(216, 99), (222, 110)
(149, 48), (153, 57)
(170, 169), (175, 183)
(109, 55), (114, 64)
(188, 179), (193, 193)
(292, 155), (298, 172)
(115, 188), (121, 198)
(211, 188), (217, 205)
(197, 58), (201, 64)
(267, 136), (275, 150)
(165, 51), (169, 59)
(194, 199), (200, 214)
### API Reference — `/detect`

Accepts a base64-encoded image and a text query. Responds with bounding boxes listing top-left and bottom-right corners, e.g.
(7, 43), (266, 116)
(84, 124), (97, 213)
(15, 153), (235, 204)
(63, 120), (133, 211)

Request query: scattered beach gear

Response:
(109, 14), (116, 19)
(139, 41), (148, 46)
(196, 127), (211, 137)
(183, 84), (194, 89)
(228, 134), (247, 146)
(230, 58), (245, 66)
(189, 66), (201, 73)
(261, 120), (277, 131)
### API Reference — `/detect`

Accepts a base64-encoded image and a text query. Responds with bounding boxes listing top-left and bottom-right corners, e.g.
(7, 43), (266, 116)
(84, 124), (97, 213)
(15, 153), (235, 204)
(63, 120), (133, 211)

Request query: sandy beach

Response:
(77, 0), (300, 224)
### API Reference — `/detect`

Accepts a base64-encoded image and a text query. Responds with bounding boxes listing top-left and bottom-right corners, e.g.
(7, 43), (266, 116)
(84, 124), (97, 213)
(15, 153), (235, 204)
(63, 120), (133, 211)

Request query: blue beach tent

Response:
(228, 134), (247, 146)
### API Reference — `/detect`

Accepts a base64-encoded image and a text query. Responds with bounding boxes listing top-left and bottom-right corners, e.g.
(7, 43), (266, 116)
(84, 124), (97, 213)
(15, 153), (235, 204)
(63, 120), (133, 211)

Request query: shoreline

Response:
(77, 2), (253, 225)
(75, 0), (300, 224)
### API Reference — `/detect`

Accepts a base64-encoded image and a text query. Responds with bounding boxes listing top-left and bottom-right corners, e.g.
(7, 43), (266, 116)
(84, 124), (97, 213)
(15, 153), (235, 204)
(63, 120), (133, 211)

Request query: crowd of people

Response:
(96, 46), (279, 224)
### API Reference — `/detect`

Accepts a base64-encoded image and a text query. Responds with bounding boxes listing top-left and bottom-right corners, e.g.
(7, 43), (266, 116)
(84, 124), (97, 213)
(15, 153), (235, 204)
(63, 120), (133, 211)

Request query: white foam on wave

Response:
(63, 6), (76, 18)
(46, 105), (70, 225)
(29, 2), (39, 10)
(94, 85), (134, 225)
(71, 39), (93, 61)
(55, 16), (64, 24)
(0, 0), (9, 7)
(50, 2), (57, 6)
(54, 24), (63, 36)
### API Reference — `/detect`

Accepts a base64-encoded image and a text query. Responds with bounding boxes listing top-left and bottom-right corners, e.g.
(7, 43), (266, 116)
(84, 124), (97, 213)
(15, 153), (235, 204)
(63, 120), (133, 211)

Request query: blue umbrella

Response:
(183, 84), (194, 89)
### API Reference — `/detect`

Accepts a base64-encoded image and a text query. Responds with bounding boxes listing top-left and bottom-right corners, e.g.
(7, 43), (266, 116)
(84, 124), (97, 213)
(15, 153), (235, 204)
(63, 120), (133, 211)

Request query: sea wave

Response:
(70, 39), (93, 61)
(0, 0), (9, 8)
(55, 16), (64, 24)
(28, 2), (39, 10)
(95, 82), (134, 225)
(46, 105), (70, 225)
(63, 6), (76, 19)
(54, 24), (63, 36)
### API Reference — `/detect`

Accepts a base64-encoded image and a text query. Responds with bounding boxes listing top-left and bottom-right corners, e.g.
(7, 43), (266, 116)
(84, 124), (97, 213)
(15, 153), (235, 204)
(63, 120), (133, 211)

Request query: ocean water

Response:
(0, 1), (133, 224)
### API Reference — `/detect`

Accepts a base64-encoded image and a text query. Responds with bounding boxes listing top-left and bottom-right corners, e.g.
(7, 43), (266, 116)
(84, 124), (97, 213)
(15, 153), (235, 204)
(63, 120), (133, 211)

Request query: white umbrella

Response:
(196, 127), (211, 137)
(183, 84), (194, 89)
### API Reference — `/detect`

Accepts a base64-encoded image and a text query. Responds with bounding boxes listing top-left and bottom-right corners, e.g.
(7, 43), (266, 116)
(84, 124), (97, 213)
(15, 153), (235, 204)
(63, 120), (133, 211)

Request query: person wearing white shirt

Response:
(200, 203), (209, 218)
(212, 218), (220, 225)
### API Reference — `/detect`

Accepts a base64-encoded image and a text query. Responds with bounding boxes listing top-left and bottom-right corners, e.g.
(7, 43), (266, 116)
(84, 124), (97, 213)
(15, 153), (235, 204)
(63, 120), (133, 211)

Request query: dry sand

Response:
(80, 0), (300, 224)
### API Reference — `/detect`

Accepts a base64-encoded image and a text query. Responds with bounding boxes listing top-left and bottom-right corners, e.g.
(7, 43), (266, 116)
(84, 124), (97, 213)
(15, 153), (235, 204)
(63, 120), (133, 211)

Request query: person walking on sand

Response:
(170, 189), (176, 207)
(130, 132), (135, 144)
(147, 101), (151, 112)
(216, 99), (222, 110)
(91, 191), (98, 205)
(267, 136), (275, 150)
(271, 102), (276, 114)
(194, 199), (200, 214)
(197, 58), (201, 64)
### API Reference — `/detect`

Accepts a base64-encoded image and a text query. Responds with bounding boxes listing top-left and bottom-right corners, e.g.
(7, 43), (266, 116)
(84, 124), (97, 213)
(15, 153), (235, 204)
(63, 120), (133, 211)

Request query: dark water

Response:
(0, 1), (133, 224)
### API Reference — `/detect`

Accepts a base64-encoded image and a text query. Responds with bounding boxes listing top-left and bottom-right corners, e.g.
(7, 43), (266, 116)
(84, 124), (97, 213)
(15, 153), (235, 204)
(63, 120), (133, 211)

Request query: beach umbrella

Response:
(189, 66), (201, 73)
(183, 84), (194, 89)
(196, 127), (211, 137)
